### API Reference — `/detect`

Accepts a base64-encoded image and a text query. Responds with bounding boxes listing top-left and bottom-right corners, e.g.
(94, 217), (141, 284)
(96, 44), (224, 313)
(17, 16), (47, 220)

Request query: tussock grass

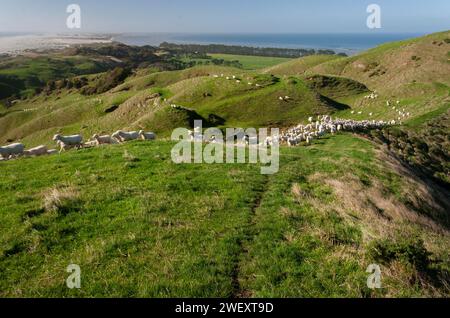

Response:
(42, 185), (80, 214)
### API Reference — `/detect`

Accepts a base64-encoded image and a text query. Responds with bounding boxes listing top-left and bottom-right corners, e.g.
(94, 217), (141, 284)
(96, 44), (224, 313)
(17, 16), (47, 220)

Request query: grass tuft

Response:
(42, 185), (80, 214)
(123, 150), (140, 162)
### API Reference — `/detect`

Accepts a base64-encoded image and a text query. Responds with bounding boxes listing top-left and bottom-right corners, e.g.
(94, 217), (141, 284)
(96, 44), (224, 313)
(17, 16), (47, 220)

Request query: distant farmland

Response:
(208, 54), (292, 70)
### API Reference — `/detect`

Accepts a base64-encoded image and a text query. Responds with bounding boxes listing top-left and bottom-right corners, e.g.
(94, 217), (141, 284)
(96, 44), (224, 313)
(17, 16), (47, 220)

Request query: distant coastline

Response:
(113, 32), (423, 55)
(0, 32), (423, 56)
(0, 33), (113, 55)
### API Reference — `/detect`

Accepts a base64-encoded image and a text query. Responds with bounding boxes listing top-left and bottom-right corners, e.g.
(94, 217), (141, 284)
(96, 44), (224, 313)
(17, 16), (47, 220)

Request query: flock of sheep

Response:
(0, 114), (396, 160)
(349, 99), (412, 121)
(0, 130), (156, 161)
(280, 115), (393, 147)
(177, 114), (393, 148)
(212, 74), (262, 88)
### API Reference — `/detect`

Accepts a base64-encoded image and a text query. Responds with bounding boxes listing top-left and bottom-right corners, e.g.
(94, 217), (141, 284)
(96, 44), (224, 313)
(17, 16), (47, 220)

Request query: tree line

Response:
(160, 42), (346, 58)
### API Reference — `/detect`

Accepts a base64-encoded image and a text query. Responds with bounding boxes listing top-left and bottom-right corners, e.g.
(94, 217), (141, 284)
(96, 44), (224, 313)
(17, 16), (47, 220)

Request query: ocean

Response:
(113, 33), (423, 54)
(0, 32), (423, 55)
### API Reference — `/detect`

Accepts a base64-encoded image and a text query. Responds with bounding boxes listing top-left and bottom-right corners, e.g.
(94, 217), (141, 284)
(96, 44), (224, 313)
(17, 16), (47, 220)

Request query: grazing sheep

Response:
(188, 130), (204, 142)
(24, 145), (48, 157)
(53, 134), (83, 148)
(56, 140), (76, 153)
(111, 130), (140, 142)
(92, 134), (116, 146)
(280, 115), (394, 148)
(0, 143), (25, 159)
(242, 135), (258, 146)
(138, 130), (156, 141)
(83, 141), (97, 148)
(194, 126), (202, 134)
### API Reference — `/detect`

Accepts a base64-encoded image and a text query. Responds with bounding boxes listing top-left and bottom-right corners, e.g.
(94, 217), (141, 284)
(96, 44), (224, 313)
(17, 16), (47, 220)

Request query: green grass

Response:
(262, 54), (343, 76)
(208, 54), (291, 70)
(0, 135), (448, 297)
(0, 141), (266, 297)
(1, 32), (450, 298)
(0, 55), (114, 98)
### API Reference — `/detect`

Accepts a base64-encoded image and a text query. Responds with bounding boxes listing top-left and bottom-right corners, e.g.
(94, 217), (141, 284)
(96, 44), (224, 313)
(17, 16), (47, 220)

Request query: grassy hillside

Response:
(0, 54), (118, 99)
(1, 32), (450, 298)
(0, 135), (448, 297)
(0, 64), (360, 145)
(310, 31), (450, 93)
(1, 32), (449, 147)
(262, 54), (343, 76)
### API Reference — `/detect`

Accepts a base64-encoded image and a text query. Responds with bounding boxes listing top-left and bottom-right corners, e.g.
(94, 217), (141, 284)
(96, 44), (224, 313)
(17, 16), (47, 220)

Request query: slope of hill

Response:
(262, 54), (343, 76)
(0, 64), (360, 145)
(0, 54), (118, 99)
(0, 32), (448, 146)
(310, 31), (450, 93)
(0, 32), (450, 298)
(0, 136), (448, 297)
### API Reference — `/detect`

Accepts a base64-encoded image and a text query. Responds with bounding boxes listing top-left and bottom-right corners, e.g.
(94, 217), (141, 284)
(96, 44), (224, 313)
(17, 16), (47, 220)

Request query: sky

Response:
(0, 0), (449, 34)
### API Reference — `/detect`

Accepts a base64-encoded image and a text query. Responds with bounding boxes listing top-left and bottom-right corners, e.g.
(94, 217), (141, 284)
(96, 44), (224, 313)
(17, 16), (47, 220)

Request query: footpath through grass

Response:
(0, 135), (449, 297)
(0, 141), (265, 297)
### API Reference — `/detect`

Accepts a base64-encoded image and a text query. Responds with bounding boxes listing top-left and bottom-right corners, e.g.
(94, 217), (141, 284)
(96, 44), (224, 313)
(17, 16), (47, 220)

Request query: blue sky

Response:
(0, 0), (449, 34)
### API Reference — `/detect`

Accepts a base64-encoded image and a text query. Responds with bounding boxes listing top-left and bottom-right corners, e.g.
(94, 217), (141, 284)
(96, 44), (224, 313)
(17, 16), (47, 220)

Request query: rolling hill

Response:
(0, 31), (449, 298)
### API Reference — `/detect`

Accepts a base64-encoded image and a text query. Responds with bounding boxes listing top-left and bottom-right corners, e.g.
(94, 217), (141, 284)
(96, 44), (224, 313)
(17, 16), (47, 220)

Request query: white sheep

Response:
(0, 143), (25, 159)
(92, 134), (116, 146)
(53, 134), (83, 147)
(24, 145), (48, 157)
(138, 130), (156, 141)
(56, 140), (76, 153)
(83, 141), (97, 148)
(111, 131), (140, 142)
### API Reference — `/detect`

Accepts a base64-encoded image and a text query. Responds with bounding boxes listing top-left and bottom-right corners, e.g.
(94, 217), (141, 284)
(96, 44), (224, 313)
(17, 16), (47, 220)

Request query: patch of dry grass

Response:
(291, 183), (309, 203)
(42, 185), (80, 213)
